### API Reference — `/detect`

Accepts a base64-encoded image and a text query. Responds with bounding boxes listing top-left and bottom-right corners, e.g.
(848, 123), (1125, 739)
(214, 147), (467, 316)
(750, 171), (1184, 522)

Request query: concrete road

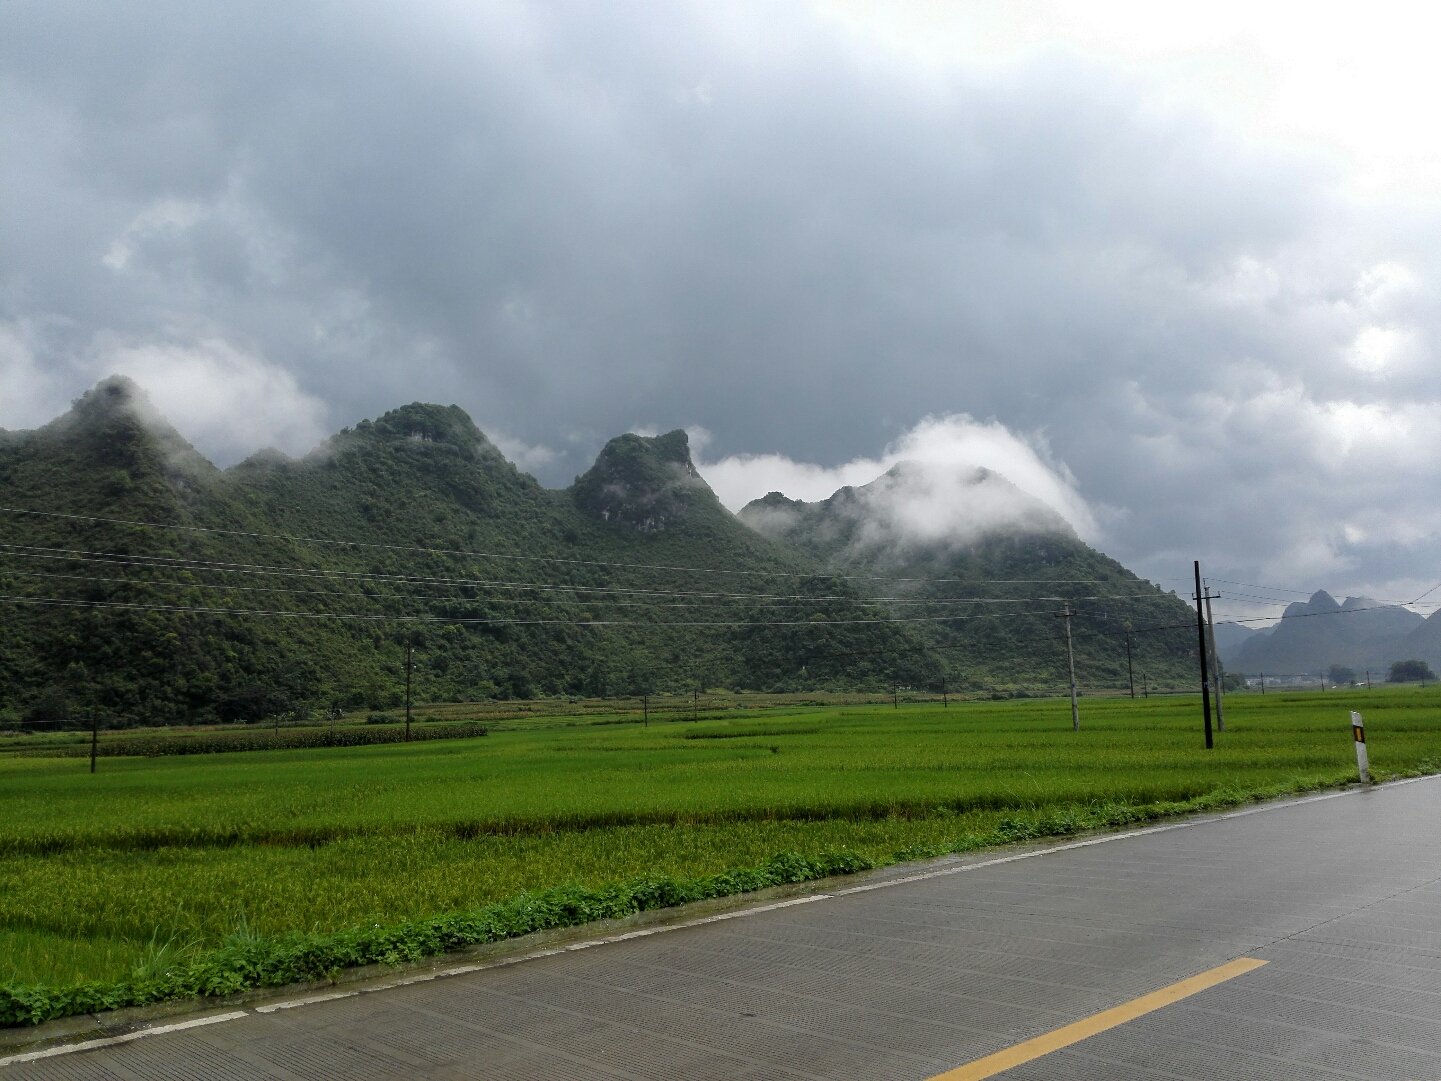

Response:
(6, 776), (1440, 1079)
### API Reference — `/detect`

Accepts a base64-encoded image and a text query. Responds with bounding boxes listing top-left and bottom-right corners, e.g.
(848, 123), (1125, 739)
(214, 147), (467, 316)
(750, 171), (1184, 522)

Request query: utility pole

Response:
(89, 703), (99, 774)
(893, 684), (899, 709)
(404, 641), (413, 742)
(1059, 603), (1079, 731)
(941, 675), (948, 708)
(1260, 671), (1266, 694)
(642, 694), (649, 727)
(1202, 581), (1225, 732)
(1124, 627), (1135, 699)
(1194, 561), (1214, 749)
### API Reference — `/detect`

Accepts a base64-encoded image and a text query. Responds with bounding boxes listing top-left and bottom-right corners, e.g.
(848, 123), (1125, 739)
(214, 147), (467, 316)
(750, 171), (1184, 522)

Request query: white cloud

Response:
(95, 339), (329, 461)
(488, 430), (559, 472)
(102, 198), (208, 272)
(5, 0), (1441, 620)
(886, 417), (1098, 537)
(1, 325), (331, 462)
(818, 0), (1441, 196)
(1102, 380), (1441, 621)
(697, 413), (1099, 541)
(0, 322), (71, 430)
(1355, 261), (1420, 311)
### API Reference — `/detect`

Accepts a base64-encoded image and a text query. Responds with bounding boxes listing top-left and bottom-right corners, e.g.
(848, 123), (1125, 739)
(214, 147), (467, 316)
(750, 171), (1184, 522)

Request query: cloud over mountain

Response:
(698, 414), (1096, 544)
(2, 2), (1438, 621)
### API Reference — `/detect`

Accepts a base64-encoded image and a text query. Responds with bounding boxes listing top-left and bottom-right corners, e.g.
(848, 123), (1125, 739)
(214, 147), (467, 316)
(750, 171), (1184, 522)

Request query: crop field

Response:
(2, 687), (1438, 1024)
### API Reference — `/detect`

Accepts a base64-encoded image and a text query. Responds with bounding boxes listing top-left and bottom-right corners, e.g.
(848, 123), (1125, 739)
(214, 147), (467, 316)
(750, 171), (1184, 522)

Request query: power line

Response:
(0, 592), (1060, 628)
(1210, 577), (1440, 616)
(1411, 580), (1441, 605)
(7, 566), (1156, 612)
(8, 512), (1423, 641)
(1207, 578), (1316, 596)
(0, 543), (1178, 606)
(0, 504), (1191, 589)
(1127, 599), (1440, 637)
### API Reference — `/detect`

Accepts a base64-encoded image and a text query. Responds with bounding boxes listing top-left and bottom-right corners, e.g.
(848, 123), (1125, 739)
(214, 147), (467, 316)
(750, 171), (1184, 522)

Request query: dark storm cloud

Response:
(3, 1), (1437, 612)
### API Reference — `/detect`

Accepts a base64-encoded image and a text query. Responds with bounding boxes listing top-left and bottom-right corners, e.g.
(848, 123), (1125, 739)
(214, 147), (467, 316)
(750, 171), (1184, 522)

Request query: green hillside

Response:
(0, 380), (1200, 726)
(740, 464), (1199, 691)
(0, 379), (936, 725)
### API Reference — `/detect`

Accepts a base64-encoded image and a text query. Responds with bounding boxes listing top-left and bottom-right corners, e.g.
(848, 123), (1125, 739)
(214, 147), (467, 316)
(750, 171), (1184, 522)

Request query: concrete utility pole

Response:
(404, 642), (413, 742)
(1194, 561), (1214, 749)
(1059, 603), (1079, 731)
(1203, 581), (1225, 732)
(1124, 627), (1135, 699)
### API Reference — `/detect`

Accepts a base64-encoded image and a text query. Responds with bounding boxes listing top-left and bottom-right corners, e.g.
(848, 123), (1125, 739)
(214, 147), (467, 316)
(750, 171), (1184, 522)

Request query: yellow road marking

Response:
(929, 956), (1269, 1081)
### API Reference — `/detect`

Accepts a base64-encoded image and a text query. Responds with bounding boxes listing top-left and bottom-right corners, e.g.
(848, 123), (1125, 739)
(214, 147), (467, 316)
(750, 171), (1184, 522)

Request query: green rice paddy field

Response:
(2, 687), (1438, 1021)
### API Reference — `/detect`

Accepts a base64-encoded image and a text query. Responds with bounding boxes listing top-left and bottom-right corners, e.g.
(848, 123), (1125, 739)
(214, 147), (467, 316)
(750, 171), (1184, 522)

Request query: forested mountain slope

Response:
(739, 463), (1198, 690)
(0, 378), (937, 724)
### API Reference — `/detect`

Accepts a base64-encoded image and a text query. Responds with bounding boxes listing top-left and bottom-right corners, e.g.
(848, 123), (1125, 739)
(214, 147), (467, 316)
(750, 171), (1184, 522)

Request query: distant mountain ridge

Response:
(1223, 589), (1437, 675)
(740, 464), (1197, 689)
(741, 461), (1074, 565)
(0, 377), (1198, 724)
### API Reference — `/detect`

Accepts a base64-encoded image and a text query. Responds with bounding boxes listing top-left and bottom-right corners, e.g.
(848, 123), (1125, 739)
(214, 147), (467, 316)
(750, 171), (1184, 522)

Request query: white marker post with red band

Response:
(1350, 711), (1369, 784)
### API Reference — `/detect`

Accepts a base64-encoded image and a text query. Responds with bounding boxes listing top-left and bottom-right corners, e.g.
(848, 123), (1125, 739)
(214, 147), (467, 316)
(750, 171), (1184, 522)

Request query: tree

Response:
(1327, 665), (1357, 687)
(1387, 659), (1436, 683)
(22, 686), (71, 726)
(217, 684), (293, 723)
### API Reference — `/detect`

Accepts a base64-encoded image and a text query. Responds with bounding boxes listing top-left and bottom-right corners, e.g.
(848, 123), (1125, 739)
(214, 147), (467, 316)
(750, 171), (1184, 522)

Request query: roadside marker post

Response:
(1350, 711), (1369, 784)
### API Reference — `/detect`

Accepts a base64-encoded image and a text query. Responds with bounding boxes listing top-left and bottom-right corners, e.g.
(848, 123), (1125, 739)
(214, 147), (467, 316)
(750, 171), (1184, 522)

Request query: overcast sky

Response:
(4, 1), (1439, 623)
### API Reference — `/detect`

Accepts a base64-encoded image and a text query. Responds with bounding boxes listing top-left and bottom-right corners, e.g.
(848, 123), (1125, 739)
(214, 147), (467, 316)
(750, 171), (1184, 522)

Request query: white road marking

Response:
(254, 990), (358, 1013)
(0, 1011), (247, 1067)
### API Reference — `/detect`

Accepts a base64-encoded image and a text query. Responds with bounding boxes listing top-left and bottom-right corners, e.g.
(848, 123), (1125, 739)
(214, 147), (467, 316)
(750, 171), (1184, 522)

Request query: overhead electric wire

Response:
(1209, 576), (1440, 615)
(1123, 599), (1439, 638)
(0, 543), (1172, 607)
(1411, 580), (1441, 605)
(15, 502), (1392, 645)
(0, 592), (1050, 628)
(0, 504), (1193, 589)
(5, 566), (1131, 612)
(5, 518), (1427, 643)
(0, 542), (920, 602)
(799, 594), (1441, 667)
(1207, 578), (1316, 597)
(0, 567), (863, 611)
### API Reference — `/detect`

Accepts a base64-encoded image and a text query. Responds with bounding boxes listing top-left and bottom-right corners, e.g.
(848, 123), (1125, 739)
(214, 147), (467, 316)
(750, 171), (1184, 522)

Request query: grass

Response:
(2, 685), (1438, 1023)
